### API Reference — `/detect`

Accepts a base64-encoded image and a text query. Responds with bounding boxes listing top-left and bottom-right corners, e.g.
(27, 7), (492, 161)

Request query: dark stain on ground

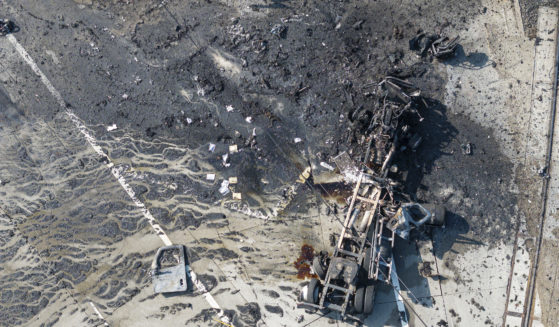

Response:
(293, 244), (317, 279)
(234, 302), (262, 327)
(264, 304), (284, 316)
(315, 182), (352, 205)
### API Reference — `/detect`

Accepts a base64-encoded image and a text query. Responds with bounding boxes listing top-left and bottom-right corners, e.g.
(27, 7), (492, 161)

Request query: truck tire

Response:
(304, 278), (320, 304)
(363, 284), (376, 314)
(312, 257), (326, 280)
(354, 287), (365, 313)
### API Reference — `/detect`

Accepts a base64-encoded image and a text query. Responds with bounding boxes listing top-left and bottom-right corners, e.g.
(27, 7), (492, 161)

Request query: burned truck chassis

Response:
(298, 76), (445, 323)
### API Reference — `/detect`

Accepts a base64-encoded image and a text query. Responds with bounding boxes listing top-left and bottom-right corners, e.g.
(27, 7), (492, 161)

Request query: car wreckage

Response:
(297, 76), (446, 324)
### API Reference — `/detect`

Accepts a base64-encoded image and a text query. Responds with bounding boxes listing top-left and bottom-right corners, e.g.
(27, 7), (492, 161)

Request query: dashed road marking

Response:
(6, 33), (231, 325)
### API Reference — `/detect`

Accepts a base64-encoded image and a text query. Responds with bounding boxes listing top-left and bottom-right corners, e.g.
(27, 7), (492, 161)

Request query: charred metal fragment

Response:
(430, 36), (460, 58)
(409, 31), (459, 58)
(0, 19), (17, 36)
(151, 245), (191, 294)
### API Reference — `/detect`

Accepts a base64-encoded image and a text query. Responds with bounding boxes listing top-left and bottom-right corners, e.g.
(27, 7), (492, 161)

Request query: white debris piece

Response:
(294, 137), (302, 143)
(186, 117), (193, 124)
(320, 162), (335, 171)
(106, 124), (117, 132)
(209, 143), (216, 152)
(232, 192), (242, 200)
(229, 144), (238, 153)
(252, 128), (256, 136)
(219, 180), (230, 195)
(122, 93), (129, 100)
(226, 105), (234, 112)
(245, 116), (253, 123)
(222, 153), (230, 167)
(206, 174), (215, 181)
(332, 152), (361, 183)
(228, 176), (238, 184)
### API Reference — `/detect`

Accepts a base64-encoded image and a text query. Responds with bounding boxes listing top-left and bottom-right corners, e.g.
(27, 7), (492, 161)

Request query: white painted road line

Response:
(6, 34), (231, 325)
(89, 301), (109, 327)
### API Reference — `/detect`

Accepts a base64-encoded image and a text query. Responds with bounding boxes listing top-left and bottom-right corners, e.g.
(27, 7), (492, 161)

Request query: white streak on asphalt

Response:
(7, 34), (231, 325)
(89, 301), (109, 326)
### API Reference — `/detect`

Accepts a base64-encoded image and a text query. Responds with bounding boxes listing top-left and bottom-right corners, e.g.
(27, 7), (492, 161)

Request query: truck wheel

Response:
(312, 257), (326, 280)
(304, 278), (320, 304)
(353, 287), (364, 313)
(363, 284), (376, 314)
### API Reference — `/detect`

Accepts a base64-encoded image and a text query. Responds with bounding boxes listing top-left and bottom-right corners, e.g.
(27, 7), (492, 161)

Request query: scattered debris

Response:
(320, 162), (335, 171)
(407, 134), (423, 151)
(0, 19), (17, 36)
(538, 165), (549, 178)
(387, 203), (446, 239)
(419, 261), (434, 277)
(409, 32), (440, 56)
(222, 153), (230, 167)
(332, 152), (360, 183)
(379, 76), (421, 104)
(409, 31), (459, 58)
(387, 203), (433, 239)
(106, 124), (117, 131)
(296, 166), (311, 183)
(245, 116), (253, 123)
(461, 142), (473, 155)
(270, 24), (287, 38)
(430, 36), (460, 58)
(352, 20), (364, 30)
(219, 180), (230, 195)
(226, 105), (234, 112)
